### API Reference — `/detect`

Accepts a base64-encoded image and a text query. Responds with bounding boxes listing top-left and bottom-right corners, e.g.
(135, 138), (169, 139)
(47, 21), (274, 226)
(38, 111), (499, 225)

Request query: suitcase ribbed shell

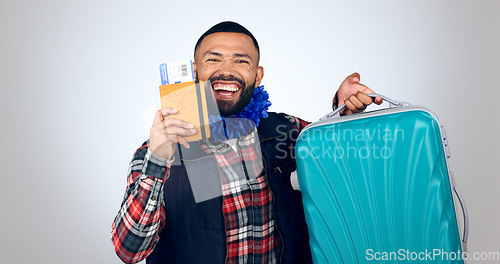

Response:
(296, 108), (463, 264)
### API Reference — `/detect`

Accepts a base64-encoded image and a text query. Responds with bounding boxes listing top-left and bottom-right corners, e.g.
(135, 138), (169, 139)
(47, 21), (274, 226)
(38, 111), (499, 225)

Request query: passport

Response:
(159, 81), (212, 142)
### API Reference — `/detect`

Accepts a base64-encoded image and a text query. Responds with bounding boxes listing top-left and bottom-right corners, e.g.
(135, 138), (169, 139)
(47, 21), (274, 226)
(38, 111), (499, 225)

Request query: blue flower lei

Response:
(209, 85), (272, 142)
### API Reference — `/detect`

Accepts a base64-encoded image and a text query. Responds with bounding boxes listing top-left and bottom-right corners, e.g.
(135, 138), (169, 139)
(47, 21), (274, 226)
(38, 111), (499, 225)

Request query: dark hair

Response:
(194, 21), (260, 58)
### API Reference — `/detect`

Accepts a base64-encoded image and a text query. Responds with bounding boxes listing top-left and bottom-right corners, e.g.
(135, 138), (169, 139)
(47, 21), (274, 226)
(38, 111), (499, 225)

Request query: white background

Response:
(1, 0), (499, 263)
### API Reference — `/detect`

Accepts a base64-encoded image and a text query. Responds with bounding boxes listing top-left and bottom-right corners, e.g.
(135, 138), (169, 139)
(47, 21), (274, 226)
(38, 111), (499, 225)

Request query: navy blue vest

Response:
(146, 112), (312, 264)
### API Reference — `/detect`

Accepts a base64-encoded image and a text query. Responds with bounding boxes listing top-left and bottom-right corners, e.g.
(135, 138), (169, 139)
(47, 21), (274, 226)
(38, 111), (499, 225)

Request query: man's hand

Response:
(149, 108), (197, 160)
(335, 72), (383, 115)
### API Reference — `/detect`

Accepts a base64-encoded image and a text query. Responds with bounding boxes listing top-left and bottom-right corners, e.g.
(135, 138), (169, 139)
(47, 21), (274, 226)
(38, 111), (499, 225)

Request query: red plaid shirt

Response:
(111, 116), (310, 264)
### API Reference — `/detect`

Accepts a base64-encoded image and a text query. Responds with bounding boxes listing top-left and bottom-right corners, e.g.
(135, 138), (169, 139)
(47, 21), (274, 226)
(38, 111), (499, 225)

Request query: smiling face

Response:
(193, 32), (264, 116)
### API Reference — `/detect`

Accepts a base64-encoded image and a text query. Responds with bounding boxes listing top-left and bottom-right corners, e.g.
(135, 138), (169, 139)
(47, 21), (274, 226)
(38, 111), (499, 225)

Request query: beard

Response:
(197, 74), (256, 117)
(216, 81), (256, 117)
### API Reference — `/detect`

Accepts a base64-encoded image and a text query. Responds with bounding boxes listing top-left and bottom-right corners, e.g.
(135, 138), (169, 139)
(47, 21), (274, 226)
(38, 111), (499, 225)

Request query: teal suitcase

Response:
(295, 94), (468, 263)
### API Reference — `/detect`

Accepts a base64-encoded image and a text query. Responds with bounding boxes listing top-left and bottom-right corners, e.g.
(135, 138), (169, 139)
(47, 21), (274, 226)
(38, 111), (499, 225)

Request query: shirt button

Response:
(161, 167), (166, 172)
(151, 196), (157, 201)
(256, 242), (261, 245)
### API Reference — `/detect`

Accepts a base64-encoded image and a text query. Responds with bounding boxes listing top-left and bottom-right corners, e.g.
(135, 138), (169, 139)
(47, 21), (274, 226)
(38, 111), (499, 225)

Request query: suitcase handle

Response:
(321, 93), (410, 119)
(451, 171), (469, 252)
(455, 186), (469, 251)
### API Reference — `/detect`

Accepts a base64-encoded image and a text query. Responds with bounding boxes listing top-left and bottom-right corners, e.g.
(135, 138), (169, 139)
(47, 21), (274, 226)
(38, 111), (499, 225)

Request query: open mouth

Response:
(212, 82), (241, 97)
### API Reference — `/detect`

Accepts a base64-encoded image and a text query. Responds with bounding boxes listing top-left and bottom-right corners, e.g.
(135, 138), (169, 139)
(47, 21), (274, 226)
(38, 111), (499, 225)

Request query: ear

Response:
(192, 61), (197, 79)
(255, 66), (264, 87)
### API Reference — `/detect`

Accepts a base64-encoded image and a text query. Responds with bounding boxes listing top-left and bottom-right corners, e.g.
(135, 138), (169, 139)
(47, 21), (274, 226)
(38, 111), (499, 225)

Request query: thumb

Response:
(349, 72), (360, 83)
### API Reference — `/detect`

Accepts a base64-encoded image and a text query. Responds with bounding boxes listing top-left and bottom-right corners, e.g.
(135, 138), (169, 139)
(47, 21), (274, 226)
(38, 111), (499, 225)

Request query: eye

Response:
(236, 59), (249, 64)
(207, 58), (219, 62)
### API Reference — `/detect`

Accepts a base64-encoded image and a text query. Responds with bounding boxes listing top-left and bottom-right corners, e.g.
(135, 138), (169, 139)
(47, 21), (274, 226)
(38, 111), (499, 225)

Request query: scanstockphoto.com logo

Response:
(366, 249), (500, 262)
(275, 124), (405, 160)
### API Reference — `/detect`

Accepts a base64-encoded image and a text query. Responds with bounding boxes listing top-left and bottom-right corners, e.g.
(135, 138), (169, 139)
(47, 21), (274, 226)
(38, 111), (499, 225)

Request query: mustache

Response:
(209, 75), (245, 88)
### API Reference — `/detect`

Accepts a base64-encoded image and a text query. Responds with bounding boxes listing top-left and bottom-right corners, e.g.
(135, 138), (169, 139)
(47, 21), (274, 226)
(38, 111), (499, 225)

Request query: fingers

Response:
(344, 91), (369, 112)
(353, 91), (373, 106)
(344, 90), (385, 113)
(346, 93), (366, 110)
(348, 72), (361, 83)
(154, 108), (192, 131)
(164, 125), (197, 138)
(151, 119), (197, 138)
(160, 134), (190, 149)
(151, 108), (196, 149)
(344, 98), (364, 113)
(337, 73), (363, 107)
(156, 117), (194, 130)
(357, 87), (383, 105)
(344, 99), (357, 113)
(174, 134), (190, 149)
(337, 72), (385, 115)
(154, 109), (164, 124)
(150, 125), (195, 150)
(360, 86), (374, 94)
(161, 108), (178, 118)
(154, 108), (179, 124)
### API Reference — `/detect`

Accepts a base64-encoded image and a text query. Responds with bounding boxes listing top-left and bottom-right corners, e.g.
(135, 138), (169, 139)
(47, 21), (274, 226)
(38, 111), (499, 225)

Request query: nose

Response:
(218, 60), (235, 77)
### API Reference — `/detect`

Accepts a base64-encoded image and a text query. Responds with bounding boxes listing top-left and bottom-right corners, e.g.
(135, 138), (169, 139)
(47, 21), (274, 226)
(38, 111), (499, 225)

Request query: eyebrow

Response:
(204, 51), (223, 57)
(234, 53), (252, 61)
(204, 51), (253, 61)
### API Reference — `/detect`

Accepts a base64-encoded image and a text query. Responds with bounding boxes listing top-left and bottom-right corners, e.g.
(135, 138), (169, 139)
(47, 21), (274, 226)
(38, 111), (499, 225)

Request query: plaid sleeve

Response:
(111, 143), (173, 264)
(332, 90), (339, 110)
(289, 116), (311, 133)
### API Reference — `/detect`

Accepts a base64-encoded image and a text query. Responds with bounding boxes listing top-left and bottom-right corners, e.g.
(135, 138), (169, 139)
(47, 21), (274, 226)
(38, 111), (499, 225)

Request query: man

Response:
(111, 21), (382, 264)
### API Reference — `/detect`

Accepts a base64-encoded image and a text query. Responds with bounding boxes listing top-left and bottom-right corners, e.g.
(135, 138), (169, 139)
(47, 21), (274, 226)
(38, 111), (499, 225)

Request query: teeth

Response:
(213, 84), (239, 92)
